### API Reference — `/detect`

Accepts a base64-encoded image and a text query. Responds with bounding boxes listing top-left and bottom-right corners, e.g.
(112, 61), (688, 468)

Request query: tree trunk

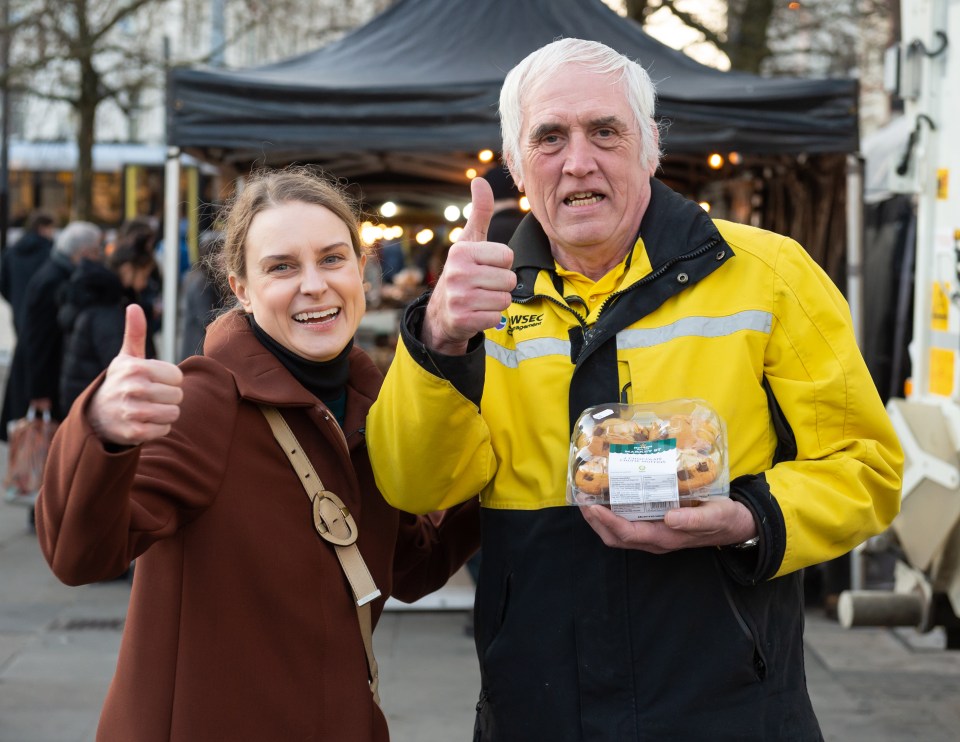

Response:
(73, 57), (98, 222)
(725, 0), (775, 73)
(624, 0), (652, 23)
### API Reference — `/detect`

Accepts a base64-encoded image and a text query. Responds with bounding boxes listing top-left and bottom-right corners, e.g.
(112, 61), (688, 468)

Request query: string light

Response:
(465, 168), (478, 179)
(444, 205), (461, 222)
(415, 228), (434, 245)
(707, 153), (724, 170)
(449, 227), (464, 242)
(699, 201), (711, 213)
(478, 150), (495, 163)
(519, 196), (531, 211)
(379, 201), (398, 217)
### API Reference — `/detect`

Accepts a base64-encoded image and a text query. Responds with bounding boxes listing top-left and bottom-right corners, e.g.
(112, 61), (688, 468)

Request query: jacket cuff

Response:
(399, 293), (486, 406)
(716, 473), (786, 585)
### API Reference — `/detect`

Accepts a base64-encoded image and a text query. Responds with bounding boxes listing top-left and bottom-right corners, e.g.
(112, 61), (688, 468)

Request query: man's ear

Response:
(229, 274), (251, 311)
(646, 122), (661, 175)
(505, 156), (524, 193)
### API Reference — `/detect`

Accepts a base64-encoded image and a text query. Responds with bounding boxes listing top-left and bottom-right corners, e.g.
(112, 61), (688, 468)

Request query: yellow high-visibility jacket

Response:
(367, 178), (903, 740)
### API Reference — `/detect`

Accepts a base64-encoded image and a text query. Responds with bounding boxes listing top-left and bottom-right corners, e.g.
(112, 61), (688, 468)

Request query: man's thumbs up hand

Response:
(423, 176), (517, 354)
(88, 304), (185, 446)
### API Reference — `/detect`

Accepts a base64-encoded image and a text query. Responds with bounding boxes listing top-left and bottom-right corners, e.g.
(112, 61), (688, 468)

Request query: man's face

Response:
(510, 64), (655, 270)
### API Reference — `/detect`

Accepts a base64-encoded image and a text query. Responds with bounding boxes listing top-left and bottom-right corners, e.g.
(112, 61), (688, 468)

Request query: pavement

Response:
(4, 497), (960, 742)
(1, 307), (960, 741)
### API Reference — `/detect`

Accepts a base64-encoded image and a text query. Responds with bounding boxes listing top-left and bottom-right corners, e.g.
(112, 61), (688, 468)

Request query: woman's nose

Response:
(300, 265), (327, 294)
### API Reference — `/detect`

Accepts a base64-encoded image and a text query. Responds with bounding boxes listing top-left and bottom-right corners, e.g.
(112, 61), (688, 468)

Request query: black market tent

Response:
(160, 0), (866, 389)
(168, 0), (859, 193)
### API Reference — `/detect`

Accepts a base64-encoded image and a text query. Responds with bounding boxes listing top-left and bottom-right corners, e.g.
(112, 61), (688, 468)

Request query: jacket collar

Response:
(508, 178), (726, 300)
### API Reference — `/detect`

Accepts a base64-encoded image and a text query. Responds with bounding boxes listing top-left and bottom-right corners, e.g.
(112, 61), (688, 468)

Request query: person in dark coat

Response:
(0, 211), (57, 444)
(58, 229), (156, 415)
(177, 230), (228, 360)
(0, 221), (103, 440)
(1, 210), (56, 335)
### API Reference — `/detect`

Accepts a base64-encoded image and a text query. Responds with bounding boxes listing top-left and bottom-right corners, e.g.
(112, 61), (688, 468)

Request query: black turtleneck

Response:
(247, 315), (350, 425)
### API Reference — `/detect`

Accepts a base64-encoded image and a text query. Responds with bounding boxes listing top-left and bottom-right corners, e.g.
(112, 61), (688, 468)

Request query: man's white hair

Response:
(499, 37), (661, 182)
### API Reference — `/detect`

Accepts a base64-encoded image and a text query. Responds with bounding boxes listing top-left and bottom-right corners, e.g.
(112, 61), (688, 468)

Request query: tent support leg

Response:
(846, 152), (866, 591)
(162, 148), (182, 363)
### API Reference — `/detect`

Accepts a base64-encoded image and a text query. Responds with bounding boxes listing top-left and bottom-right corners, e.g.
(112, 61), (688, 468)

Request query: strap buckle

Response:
(312, 491), (359, 546)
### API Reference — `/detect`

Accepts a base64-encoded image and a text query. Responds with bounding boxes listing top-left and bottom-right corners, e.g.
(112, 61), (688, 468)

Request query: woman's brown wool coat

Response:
(36, 310), (480, 741)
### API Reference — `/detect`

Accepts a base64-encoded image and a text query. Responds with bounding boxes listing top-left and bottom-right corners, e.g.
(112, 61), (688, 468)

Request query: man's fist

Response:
(423, 177), (517, 354)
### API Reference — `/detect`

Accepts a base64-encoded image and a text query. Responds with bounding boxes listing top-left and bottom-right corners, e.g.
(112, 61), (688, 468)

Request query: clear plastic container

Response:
(566, 399), (729, 521)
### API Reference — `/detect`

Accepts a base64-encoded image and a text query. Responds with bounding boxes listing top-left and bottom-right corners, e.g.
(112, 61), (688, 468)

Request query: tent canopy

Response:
(168, 0), (858, 201)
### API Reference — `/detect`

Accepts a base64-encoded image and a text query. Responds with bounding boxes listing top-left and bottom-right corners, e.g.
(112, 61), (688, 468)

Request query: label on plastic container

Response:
(608, 440), (680, 520)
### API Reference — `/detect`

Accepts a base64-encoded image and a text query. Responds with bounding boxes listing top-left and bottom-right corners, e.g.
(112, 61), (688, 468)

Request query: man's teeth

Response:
(294, 309), (339, 322)
(565, 192), (603, 206)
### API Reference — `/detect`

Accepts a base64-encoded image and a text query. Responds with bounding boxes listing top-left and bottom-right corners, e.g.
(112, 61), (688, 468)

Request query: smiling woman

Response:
(229, 200), (367, 363)
(33, 167), (480, 741)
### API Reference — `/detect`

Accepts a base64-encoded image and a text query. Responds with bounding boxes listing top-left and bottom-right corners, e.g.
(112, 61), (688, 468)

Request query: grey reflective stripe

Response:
(485, 337), (571, 368)
(617, 311), (773, 350)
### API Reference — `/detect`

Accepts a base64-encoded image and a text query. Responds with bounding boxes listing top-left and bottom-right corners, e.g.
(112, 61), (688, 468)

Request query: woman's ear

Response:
(229, 274), (251, 312)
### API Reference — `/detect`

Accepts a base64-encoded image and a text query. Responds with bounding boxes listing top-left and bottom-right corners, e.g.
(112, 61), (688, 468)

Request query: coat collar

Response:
(202, 310), (380, 412)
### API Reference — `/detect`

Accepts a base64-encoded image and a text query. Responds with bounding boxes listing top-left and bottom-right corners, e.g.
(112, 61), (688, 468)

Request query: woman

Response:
(58, 225), (157, 414)
(35, 169), (479, 741)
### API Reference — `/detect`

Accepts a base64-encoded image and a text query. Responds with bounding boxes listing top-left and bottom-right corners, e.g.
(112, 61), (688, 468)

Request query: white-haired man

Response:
(368, 38), (902, 740)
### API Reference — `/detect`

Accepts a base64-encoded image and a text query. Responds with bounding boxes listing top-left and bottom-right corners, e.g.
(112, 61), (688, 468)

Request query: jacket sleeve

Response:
(35, 358), (239, 585)
(366, 299), (497, 514)
(23, 278), (63, 402)
(389, 499), (481, 603)
(722, 236), (903, 583)
(0, 252), (10, 302)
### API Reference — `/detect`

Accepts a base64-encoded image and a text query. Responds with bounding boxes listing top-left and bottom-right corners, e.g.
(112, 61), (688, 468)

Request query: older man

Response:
(367, 38), (902, 740)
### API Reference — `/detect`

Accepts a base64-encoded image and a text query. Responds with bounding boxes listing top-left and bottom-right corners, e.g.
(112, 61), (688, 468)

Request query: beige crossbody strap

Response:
(258, 405), (381, 704)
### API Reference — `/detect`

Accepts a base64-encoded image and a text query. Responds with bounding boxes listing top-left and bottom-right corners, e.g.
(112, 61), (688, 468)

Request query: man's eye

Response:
(596, 128), (615, 138)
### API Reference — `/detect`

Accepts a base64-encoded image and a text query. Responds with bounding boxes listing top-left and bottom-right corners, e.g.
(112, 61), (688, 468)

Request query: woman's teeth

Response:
(294, 309), (339, 323)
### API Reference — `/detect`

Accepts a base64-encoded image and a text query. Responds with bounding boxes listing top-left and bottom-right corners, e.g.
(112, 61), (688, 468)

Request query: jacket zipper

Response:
(595, 237), (720, 320)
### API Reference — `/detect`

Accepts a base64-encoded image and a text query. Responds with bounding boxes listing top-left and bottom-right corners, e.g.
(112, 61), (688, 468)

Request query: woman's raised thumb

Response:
(120, 303), (148, 359)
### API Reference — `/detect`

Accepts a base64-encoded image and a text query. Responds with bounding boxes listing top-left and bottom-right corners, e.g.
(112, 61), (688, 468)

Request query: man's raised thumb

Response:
(460, 175), (496, 243)
(120, 303), (148, 359)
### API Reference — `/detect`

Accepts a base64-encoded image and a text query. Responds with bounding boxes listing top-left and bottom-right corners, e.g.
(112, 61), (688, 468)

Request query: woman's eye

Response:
(268, 262), (291, 273)
(323, 253), (346, 265)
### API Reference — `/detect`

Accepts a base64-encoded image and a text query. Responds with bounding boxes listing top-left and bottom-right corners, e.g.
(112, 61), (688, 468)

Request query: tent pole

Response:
(846, 153), (865, 345)
(162, 148), (181, 363)
(846, 152), (866, 591)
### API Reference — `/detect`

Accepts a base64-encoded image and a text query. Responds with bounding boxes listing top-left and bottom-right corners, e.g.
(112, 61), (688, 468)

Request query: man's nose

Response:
(562, 133), (597, 177)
